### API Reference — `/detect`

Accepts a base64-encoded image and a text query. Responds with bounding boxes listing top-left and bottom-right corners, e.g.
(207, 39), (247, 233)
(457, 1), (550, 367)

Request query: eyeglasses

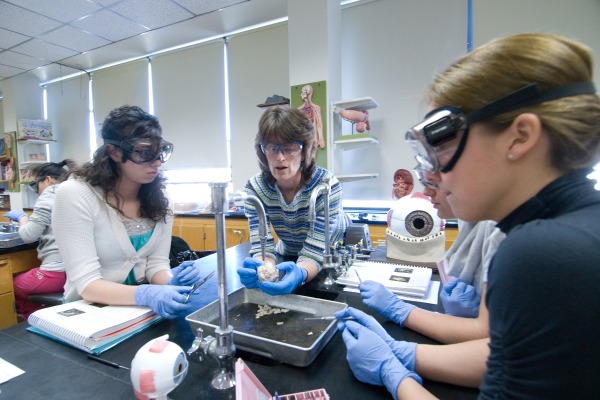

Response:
(405, 81), (596, 173)
(260, 142), (303, 157)
(413, 166), (439, 190)
(104, 138), (174, 164)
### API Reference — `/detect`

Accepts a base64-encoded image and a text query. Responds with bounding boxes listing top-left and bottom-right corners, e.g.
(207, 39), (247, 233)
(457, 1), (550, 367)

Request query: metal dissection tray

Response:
(186, 288), (347, 367)
(0, 232), (24, 248)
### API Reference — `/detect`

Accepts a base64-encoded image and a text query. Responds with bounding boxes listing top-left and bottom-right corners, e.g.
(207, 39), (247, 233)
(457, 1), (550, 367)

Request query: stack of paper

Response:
(336, 261), (433, 298)
(27, 300), (163, 354)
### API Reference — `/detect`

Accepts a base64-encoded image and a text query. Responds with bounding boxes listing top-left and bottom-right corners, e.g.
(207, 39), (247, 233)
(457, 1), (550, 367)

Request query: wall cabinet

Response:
(0, 248), (40, 329)
(0, 133), (53, 209)
(172, 217), (251, 251)
(16, 139), (53, 209)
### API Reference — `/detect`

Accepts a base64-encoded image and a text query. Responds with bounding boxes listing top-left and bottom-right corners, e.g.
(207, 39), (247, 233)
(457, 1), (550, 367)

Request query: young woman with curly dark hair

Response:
(53, 105), (206, 319)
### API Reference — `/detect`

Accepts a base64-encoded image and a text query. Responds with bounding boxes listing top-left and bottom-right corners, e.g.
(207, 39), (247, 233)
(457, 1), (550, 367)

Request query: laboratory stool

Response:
(28, 292), (65, 307)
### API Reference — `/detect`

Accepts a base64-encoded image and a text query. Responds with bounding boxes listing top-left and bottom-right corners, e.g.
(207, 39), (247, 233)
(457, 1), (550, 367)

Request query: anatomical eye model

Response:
(387, 196), (443, 238)
(385, 194), (446, 263)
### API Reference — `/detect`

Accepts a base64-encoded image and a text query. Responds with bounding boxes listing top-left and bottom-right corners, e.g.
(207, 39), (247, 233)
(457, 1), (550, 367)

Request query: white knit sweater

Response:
(52, 178), (173, 302)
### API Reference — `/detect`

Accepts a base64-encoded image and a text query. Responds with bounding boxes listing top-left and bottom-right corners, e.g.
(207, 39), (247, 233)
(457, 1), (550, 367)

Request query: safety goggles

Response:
(104, 138), (174, 164)
(260, 142), (303, 157)
(28, 177), (45, 193)
(406, 81), (596, 173)
(413, 166), (439, 190)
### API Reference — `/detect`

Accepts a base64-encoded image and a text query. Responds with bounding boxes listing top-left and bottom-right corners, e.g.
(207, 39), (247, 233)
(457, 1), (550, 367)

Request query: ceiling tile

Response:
(70, 9), (148, 42)
(29, 62), (84, 83)
(90, 0), (120, 6)
(6, 0), (102, 23)
(11, 39), (79, 62)
(0, 2), (63, 36)
(174, 0), (248, 16)
(38, 25), (111, 52)
(111, 0), (193, 30)
(0, 63), (26, 79)
(0, 50), (48, 69)
(0, 27), (30, 49)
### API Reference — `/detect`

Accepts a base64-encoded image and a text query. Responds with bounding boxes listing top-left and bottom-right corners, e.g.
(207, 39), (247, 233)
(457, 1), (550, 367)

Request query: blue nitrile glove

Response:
(359, 280), (416, 327)
(336, 307), (417, 370)
(340, 320), (422, 400)
(237, 257), (262, 289)
(257, 262), (305, 296)
(134, 284), (191, 319)
(4, 210), (27, 222)
(440, 278), (481, 318)
(168, 260), (202, 286)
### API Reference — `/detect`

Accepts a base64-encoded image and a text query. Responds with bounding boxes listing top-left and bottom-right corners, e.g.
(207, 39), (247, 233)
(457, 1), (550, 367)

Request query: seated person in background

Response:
(355, 166), (504, 344)
(238, 106), (350, 295)
(337, 33), (600, 399)
(53, 105), (206, 319)
(6, 159), (76, 319)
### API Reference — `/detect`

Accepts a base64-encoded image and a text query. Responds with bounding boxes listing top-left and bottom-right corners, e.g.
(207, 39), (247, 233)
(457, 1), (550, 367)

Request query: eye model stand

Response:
(187, 182), (268, 391)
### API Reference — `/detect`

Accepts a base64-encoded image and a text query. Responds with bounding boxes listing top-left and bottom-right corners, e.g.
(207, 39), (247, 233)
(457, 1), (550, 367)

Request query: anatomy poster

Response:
(291, 80), (327, 168)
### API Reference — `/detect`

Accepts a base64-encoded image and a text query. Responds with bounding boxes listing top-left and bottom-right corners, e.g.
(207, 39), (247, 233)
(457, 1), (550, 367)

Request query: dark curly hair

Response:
(254, 106), (317, 185)
(74, 105), (171, 221)
(30, 159), (77, 182)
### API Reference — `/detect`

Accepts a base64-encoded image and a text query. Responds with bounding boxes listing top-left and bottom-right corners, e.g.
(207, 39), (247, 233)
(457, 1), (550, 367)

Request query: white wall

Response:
(339, 0), (467, 200)
(473, 0), (600, 89)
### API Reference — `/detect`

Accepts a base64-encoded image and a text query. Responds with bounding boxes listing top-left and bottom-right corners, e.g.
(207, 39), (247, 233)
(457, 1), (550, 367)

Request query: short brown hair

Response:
(255, 106), (317, 184)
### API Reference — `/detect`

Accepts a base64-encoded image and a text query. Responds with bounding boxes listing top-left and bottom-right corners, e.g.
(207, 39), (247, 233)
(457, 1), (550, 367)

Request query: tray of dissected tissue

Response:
(186, 287), (347, 367)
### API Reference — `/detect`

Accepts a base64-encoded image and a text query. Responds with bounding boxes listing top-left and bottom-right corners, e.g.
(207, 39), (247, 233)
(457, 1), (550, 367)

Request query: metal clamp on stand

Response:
(308, 178), (340, 285)
(187, 184), (269, 391)
(186, 182), (235, 390)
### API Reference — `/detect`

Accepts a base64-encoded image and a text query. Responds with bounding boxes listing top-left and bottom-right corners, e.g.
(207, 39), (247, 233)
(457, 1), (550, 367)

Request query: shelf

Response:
(333, 97), (378, 111)
(20, 161), (46, 166)
(337, 173), (379, 183)
(17, 139), (55, 144)
(334, 135), (379, 150)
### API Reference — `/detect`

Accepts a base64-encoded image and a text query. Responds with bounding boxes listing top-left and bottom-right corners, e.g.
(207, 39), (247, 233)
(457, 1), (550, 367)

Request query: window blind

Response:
(91, 59), (149, 149)
(227, 23), (289, 192)
(151, 40), (227, 170)
(45, 74), (91, 165)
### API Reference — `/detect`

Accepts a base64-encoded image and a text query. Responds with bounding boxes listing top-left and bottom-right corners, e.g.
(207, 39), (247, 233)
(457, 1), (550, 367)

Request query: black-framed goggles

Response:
(28, 176), (45, 193)
(104, 138), (174, 164)
(406, 81), (596, 173)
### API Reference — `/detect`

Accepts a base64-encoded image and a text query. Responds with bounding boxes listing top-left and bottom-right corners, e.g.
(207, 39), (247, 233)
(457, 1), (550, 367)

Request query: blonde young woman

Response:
(337, 33), (600, 399)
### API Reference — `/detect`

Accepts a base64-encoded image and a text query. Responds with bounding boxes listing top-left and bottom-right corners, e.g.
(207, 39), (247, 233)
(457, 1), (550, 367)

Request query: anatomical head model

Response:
(392, 169), (414, 199)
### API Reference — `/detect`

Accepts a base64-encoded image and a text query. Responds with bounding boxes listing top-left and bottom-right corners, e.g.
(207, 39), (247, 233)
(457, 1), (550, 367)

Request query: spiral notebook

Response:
(26, 300), (163, 354)
(336, 261), (433, 297)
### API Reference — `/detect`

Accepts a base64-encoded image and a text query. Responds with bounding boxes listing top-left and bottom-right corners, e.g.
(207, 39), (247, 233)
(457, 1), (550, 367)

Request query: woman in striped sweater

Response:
(238, 107), (350, 295)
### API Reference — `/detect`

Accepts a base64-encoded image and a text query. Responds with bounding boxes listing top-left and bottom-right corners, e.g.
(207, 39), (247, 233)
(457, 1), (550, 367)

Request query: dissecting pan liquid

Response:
(209, 303), (329, 348)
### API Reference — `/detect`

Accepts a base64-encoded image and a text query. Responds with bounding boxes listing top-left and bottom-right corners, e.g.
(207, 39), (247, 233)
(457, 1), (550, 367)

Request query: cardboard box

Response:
(17, 119), (53, 140)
